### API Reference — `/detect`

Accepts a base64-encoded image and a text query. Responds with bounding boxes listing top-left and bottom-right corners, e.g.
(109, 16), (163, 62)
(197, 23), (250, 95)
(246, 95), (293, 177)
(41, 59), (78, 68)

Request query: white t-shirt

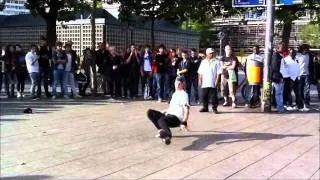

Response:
(65, 53), (72, 72)
(295, 53), (309, 76)
(25, 51), (39, 73)
(166, 90), (190, 121)
(143, 53), (152, 72)
(280, 56), (300, 81)
(197, 58), (220, 88)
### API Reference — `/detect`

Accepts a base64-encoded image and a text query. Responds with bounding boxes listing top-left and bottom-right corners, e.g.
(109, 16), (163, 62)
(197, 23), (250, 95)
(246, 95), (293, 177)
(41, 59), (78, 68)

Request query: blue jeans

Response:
(52, 69), (66, 96)
(273, 82), (284, 112)
(29, 72), (40, 97)
(64, 72), (77, 96)
(153, 73), (163, 99)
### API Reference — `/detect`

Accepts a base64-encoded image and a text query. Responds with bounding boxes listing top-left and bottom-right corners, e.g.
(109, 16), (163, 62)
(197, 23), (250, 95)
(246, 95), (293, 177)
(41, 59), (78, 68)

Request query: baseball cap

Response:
(206, 48), (215, 54)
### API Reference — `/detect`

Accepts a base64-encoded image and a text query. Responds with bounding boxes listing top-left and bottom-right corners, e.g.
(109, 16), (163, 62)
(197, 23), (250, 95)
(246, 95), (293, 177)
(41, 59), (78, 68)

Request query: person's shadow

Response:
(175, 130), (311, 151)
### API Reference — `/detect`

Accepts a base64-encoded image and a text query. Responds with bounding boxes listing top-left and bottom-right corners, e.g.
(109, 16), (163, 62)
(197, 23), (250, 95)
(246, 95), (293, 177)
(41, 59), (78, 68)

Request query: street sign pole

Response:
(217, 31), (225, 56)
(261, 0), (275, 112)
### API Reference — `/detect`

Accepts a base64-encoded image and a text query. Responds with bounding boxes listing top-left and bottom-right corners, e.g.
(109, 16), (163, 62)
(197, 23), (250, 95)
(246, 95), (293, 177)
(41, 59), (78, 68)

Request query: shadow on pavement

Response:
(1, 175), (52, 180)
(176, 131), (312, 151)
(0, 98), (128, 117)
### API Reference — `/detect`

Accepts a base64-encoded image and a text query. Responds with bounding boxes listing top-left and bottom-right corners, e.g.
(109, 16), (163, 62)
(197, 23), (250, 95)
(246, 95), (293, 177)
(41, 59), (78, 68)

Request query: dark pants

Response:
(0, 72), (3, 94)
(202, 88), (218, 110)
(4, 71), (16, 97)
(141, 71), (153, 98)
(300, 75), (310, 105)
(165, 74), (176, 102)
(190, 76), (199, 102)
(283, 78), (303, 109)
(121, 73), (129, 98)
(102, 74), (109, 95)
(185, 76), (191, 103)
(16, 67), (27, 93)
(246, 85), (261, 106)
(78, 73), (90, 95)
(147, 109), (181, 138)
(37, 67), (51, 97)
(128, 72), (140, 98)
(107, 72), (121, 97)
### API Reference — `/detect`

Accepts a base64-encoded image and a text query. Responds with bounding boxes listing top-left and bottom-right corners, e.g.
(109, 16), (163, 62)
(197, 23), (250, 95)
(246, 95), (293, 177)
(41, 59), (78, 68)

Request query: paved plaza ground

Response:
(0, 95), (319, 179)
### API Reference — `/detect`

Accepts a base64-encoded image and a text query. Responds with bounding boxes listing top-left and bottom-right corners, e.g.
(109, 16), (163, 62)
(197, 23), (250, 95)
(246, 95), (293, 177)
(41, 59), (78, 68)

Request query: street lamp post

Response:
(261, 0), (275, 112)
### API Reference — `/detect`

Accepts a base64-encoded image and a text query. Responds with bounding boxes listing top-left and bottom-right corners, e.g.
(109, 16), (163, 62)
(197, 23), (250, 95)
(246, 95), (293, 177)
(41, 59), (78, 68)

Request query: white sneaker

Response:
(21, 92), (25, 97)
(74, 95), (82, 98)
(299, 107), (310, 112)
(63, 95), (69, 99)
(17, 92), (21, 98)
(52, 96), (56, 100)
(158, 98), (162, 103)
(232, 103), (237, 108)
(285, 106), (294, 111)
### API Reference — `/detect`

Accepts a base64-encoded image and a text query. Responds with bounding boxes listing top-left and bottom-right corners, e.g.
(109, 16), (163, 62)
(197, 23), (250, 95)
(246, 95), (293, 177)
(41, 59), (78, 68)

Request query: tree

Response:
(118, 0), (178, 50)
(0, 0), (5, 11)
(299, 23), (320, 47)
(25, 0), (90, 47)
(276, 0), (320, 45)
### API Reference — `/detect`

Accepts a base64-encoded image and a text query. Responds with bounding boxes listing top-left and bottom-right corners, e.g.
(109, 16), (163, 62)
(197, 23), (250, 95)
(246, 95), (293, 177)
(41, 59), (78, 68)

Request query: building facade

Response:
(0, 0), (29, 15)
(210, 10), (316, 56)
(0, 10), (200, 55)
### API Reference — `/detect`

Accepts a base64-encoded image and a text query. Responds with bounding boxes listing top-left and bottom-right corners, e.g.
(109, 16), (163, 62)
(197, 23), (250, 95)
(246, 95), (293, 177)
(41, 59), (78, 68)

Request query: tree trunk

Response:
(90, 0), (97, 94)
(46, 18), (57, 48)
(281, 21), (292, 46)
(151, 17), (155, 52)
(91, 0), (97, 51)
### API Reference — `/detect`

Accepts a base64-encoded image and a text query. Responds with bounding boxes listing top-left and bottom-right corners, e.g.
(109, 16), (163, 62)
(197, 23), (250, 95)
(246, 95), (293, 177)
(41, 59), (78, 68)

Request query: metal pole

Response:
(261, 0), (275, 112)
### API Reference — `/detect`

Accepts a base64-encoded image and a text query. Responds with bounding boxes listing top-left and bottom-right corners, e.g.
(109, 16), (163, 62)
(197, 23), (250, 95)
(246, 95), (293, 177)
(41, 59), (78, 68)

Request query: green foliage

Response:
(25, 0), (91, 21)
(276, 0), (320, 24)
(0, 0), (5, 11)
(299, 23), (320, 47)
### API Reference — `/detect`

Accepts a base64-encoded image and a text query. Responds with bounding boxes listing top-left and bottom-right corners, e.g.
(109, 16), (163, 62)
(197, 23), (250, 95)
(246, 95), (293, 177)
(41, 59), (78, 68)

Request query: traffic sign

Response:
(233, 0), (265, 7)
(276, 0), (303, 5)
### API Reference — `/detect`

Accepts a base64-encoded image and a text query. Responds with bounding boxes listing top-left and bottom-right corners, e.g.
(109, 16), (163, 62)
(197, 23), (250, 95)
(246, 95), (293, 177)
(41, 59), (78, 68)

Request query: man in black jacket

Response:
(125, 44), (140, 99)
(38, 37), (52, 98)
(189, 49), (201, 104)
(270, 42), (285, 113)
(96, 43), (109, 96)
(105, 46), (121, 98)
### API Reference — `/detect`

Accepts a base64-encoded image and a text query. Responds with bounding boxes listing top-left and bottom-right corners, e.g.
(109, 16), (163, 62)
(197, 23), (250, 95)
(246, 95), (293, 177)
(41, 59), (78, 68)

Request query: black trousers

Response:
(0, 72), (3, 94)
(107, 72), (121, 97)
(190, 76), (199, 102)
(16, 67), (27, 93)
(78, 73), (90, 95)
(147, 109), (181, 138)
(283, 77), (303, 109)
(37, 67), (51, 97)
(202, 88), (218, 110)
(128, 72), (140, 98)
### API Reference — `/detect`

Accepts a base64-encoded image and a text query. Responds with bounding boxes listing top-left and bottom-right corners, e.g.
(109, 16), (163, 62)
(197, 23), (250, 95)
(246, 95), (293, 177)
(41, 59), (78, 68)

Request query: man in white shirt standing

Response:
(198, 48), (220, 113)
(25, 45), (40, 100)
(147, 76), (190, 145)
(296, 44), (314, 107)
(280, 50), (305, 111)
